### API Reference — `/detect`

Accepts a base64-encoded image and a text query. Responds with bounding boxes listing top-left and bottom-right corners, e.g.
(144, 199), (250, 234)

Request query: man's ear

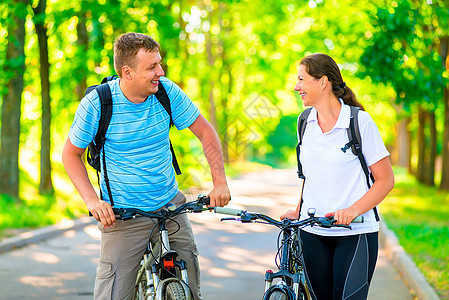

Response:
(122, 66), (132, 80)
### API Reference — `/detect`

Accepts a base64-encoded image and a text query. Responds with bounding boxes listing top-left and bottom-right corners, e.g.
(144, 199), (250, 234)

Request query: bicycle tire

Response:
(164, 281), (186, 300)
(267, 290), (289, 300)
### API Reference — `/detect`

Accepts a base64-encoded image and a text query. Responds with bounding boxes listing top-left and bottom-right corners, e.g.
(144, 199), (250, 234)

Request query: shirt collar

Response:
(306, 99), (351, 129)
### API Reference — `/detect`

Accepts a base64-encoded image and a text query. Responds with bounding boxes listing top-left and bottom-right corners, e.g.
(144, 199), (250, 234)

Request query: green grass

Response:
(0, 162), (87, 235)
(381, 167), (449, 299)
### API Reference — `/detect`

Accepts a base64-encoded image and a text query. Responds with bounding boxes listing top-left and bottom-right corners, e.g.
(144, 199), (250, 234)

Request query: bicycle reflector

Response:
(163, 257), (175, 270)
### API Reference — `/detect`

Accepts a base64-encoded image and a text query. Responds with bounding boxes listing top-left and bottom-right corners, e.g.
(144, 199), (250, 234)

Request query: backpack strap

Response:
(93, 83), (114, 206)
(154, 81), (182, 175)
(345, 106), (380, 221)
(101, 75), (118, 84)
(296, 107), (312, 179)
(295, 108), (312, 218)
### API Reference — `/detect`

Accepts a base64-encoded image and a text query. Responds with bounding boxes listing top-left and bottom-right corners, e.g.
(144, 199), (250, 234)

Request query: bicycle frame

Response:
(215, 207), (362, 300)
(134, 225), (191, 300)
(263, 226), (310, 300)
(113, 195), (210, 300)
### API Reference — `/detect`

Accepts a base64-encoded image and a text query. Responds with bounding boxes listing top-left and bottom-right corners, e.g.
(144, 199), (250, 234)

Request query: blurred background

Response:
(0, 0), (448, 297)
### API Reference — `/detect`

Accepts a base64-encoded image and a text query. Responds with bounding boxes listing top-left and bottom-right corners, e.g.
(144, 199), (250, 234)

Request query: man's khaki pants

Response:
(93, 192), (202, 300)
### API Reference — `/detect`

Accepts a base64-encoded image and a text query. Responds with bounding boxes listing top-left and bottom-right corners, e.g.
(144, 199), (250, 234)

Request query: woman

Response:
(281, 53), (394, 300)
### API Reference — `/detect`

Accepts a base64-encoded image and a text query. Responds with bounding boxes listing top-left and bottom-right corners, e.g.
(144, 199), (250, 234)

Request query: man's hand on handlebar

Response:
(87, 199), (116, 228)
(208, 183), (231, 207)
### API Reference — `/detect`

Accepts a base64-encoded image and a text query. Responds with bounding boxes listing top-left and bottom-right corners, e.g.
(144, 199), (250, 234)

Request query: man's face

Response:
(129, 49), (165, 97)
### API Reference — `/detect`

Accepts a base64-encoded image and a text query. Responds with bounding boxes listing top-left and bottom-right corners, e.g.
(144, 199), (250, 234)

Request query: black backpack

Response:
(296, 106), (380, 221)
(85, 75), (181, 206)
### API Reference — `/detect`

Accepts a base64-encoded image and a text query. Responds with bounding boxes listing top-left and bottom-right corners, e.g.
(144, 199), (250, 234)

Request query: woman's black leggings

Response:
(300, 230), (378, 300)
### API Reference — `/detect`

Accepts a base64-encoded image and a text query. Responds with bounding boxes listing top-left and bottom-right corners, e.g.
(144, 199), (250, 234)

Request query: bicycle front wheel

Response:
(164, 281), (186, 300)
(267, 290), (289, 300)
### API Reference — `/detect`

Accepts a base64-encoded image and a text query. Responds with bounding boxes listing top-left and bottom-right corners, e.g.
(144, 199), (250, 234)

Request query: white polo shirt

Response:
(299, 100), (390, 236)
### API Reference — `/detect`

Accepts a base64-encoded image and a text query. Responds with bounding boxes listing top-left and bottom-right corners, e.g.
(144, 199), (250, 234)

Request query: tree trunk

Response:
(392, 105), (410, 170)
(406, 115), (412, 174)
(218, 1), (230, 164)
(33, 0), (54, 195)
(425, 110), (436, 186)
(176, 0), (188, 90)
(416, 107), (426, 183)
(0, 0), (28, 198)
(204, 2), (218, 131)
(439, 36), (449, 190)
(75, 11), (89, 101)
(441, 88), (449, 190)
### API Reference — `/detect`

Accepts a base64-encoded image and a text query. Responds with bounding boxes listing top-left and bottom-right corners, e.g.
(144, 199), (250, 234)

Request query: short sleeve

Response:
(358, 111), (390, 167)
(68, 90), (101, 149)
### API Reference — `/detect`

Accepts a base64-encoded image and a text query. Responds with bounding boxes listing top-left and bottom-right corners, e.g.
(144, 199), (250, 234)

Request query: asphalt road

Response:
(0, 169), (412, 299)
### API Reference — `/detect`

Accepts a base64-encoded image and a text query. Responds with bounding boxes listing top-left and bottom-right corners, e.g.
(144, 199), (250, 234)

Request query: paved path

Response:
(0, 169), (412, 299)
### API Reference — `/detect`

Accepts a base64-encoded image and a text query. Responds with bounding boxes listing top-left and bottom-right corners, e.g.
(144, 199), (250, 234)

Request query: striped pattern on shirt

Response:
(68, 77), (200, 210)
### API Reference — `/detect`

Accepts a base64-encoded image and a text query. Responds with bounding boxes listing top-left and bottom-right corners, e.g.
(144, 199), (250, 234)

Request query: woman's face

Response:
(294, 64), (322, 107)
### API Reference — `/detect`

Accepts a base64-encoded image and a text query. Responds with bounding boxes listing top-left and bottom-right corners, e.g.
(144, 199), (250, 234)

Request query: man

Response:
(62, 32), (230, 300)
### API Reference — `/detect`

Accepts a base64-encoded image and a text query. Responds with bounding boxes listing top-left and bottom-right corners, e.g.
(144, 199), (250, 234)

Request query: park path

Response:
(0, 168), (412, 299)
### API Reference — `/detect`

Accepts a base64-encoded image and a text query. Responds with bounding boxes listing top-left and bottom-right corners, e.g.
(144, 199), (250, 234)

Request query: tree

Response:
(359, 0), (446, 185)
(439, 36), (449, 190)
(33, 0), (54, 194)
(0, 0), (29, 198)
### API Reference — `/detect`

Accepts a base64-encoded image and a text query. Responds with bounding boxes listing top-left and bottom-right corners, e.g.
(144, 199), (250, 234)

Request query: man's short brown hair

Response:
(113, 33), (160, 77)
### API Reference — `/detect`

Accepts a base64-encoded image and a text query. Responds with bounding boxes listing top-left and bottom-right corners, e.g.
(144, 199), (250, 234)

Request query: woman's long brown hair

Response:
(300, 53), (365, 111)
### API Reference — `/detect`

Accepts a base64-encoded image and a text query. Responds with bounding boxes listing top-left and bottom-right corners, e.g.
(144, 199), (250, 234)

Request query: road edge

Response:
(0, 217), (95, 253)
(379, 221), (440, 300)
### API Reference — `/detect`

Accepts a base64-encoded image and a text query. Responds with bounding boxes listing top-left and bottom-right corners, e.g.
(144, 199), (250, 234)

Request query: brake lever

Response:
(334, 224), (352, 229)
(220, 217), (238, 222)
(113, 208), (136, 220)
(240, 214), (256, 223)
(326, 216), (352, 229)
(314, 217), (335, 228)
(189, 203), (208, 213)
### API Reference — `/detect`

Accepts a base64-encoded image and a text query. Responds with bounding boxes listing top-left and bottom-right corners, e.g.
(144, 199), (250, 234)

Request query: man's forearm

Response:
(200, 129), (227, 185)
(63, 155), (99, 204)
(62, 140), (99, 206)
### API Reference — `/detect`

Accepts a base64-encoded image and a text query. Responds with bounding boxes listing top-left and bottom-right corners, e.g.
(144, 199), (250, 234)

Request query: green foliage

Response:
(382, 167), (449, 298)
(251, 114), (298, 167)
(0, 166), (85, 230)
(0, 0), (445, 191)
(359, 0), (448, 109)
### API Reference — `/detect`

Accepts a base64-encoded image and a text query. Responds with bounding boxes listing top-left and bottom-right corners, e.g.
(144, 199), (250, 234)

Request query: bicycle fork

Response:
(142, 226), (190, 298)
(263, 229), (304, 300)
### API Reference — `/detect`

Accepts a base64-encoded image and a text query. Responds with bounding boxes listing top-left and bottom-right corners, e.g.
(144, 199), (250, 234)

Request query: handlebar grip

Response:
(352, 216), (364, 223)
(214, 207), (244, 216)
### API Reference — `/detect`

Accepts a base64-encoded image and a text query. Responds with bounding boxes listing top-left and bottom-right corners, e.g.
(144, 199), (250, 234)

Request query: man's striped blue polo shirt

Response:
(68, 76), (200, 210)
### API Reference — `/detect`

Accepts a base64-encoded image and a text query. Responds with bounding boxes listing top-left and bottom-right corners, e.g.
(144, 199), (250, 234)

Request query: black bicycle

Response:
(112, 194), (211, 300)
(214, 207), (363, 300)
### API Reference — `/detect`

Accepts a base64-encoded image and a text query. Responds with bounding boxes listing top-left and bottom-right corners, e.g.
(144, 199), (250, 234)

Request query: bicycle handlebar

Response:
(112, 194), (211, 220)
(215, 207), (364, 230)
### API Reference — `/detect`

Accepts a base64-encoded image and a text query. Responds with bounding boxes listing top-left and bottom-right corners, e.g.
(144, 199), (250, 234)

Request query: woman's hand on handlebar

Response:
(325, 207), (358, 226)
(280, 209), (299, 221)
(208, 183), (231, 207)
